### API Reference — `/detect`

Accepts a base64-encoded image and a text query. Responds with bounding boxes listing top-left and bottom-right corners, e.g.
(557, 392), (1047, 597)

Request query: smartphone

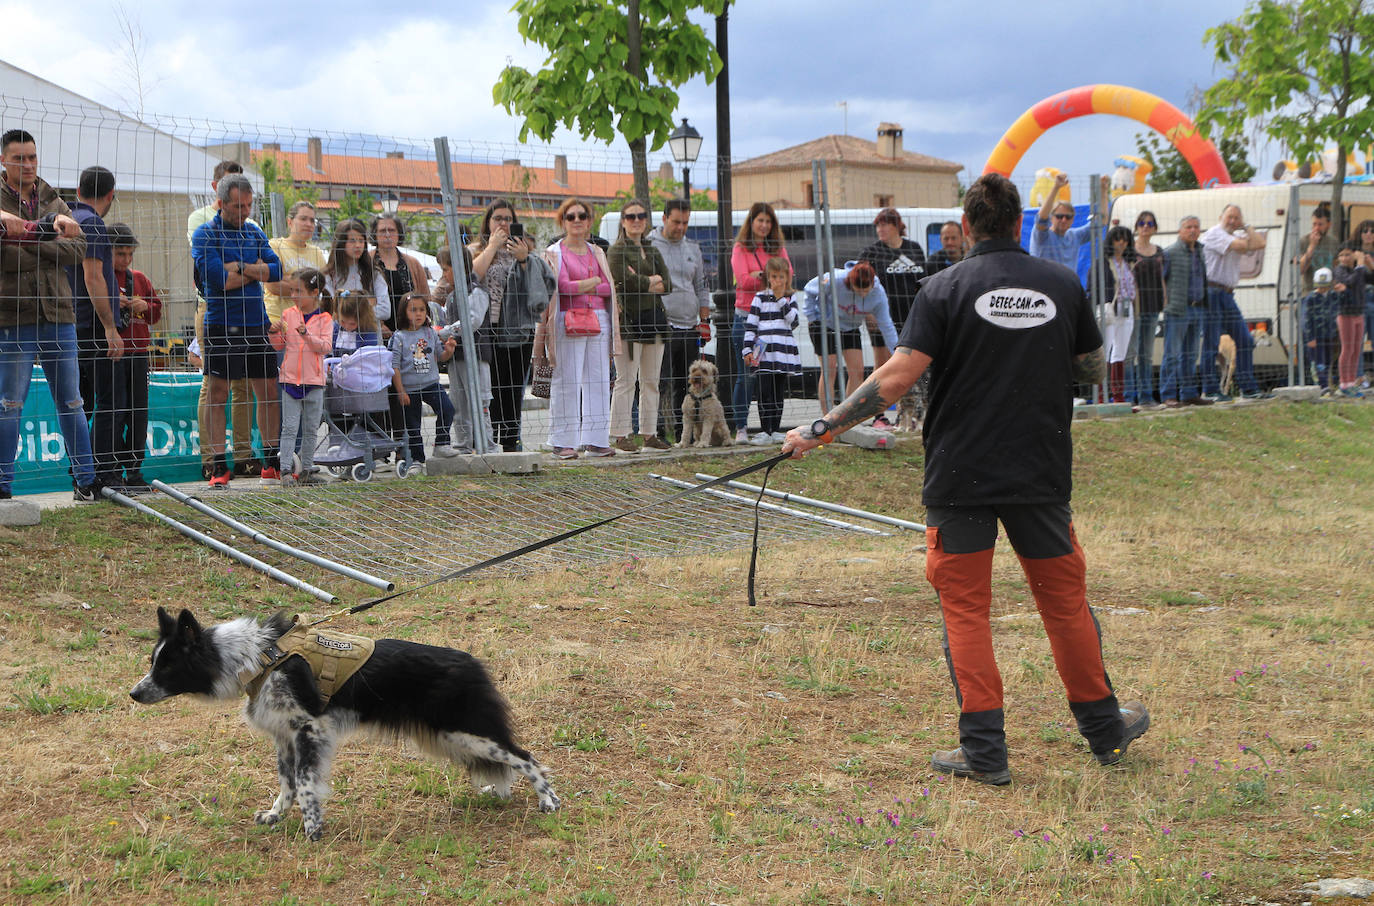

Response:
(509, 222), (525, 239)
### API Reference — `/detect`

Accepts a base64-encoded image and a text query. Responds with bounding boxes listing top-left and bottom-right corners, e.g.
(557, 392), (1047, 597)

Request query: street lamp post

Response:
(668, 118), (703, 203)
(381, 191), (400, 216)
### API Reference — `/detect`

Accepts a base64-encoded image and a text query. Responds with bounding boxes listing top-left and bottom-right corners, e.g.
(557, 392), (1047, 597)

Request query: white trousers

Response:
(1102, 312), (1135, 364)
(610, 340), (665, 437)
(549, 308), (612, 450)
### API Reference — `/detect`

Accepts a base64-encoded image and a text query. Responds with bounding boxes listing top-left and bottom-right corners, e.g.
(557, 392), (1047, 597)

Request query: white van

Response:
(1109, 182), (1374, 380)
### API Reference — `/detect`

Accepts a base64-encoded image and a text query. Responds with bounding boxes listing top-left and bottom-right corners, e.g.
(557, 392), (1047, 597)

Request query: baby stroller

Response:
(315, 346), (418, 481)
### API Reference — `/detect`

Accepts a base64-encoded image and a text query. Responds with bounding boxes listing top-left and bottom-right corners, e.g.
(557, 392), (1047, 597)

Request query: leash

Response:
(309, 450), (793, 627)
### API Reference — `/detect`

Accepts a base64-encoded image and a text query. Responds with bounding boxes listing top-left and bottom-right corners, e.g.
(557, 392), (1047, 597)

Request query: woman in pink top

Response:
(729, 202), (790, 442)
(537, 197), (621, 459)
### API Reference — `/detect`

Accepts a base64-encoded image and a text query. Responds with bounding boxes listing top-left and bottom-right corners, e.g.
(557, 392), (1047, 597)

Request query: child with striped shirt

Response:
(742, 256), (801, 444)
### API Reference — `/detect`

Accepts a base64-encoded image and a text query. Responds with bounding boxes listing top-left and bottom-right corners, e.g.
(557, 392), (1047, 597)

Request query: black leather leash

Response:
(310, 450), (792, 627)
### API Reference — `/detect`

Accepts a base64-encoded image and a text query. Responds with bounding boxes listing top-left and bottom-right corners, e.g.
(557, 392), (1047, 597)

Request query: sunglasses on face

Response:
(623, 212), (648, 221)
(564, 211), (589, 222)
(1053, 213), (1074, 221)
(1137, 220), (1156, 228)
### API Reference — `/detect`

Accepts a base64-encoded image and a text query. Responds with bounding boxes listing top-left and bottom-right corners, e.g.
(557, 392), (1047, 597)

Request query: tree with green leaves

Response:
(254, 155), (319, 237)
(1133, 132), (1256, 192)
(335, 189), (379, 225)
(1197, 0), (1374, 237)
(612, 175), (716, 211)
(493, 0), (729, 203)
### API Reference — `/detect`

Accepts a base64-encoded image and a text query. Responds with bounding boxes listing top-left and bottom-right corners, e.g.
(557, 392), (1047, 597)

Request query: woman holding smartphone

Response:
(467, 199), (555, 451)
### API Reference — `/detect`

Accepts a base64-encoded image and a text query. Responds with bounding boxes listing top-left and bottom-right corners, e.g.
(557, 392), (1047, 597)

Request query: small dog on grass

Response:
(130, 607), (559, 841)
(679, 359), (732, 448)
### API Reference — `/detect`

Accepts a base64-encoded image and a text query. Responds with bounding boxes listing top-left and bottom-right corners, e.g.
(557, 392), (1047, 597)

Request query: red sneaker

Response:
(260, 467), (282, 486)
(208, 470), (232, 488)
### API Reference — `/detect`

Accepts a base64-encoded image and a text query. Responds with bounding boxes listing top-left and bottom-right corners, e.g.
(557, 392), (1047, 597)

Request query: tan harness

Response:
(242, 619), (376, 707)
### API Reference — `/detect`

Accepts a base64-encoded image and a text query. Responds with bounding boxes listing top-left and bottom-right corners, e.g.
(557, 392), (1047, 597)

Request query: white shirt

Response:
(1200, 224), (1244, 288)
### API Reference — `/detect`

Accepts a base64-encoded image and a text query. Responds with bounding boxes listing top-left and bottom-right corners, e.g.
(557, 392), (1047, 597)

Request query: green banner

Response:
(12, 370), (258, 495)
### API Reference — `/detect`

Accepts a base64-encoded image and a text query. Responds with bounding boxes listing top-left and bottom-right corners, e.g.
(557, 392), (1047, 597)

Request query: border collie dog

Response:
(130, 608), (559, 841)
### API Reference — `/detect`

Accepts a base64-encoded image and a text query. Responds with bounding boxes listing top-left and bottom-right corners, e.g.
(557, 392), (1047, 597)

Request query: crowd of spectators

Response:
(4, 124), (1372, 501)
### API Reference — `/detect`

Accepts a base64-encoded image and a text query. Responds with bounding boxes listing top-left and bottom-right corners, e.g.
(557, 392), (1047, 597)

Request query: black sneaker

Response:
(72, 482), (100, 504)
(930, 747), (1011, 786)
(1095, 701), (1150, 765)
(0, 488), (11, 500)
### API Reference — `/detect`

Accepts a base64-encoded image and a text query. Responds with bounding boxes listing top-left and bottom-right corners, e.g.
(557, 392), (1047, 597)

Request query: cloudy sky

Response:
(0, 0), (1272, 195)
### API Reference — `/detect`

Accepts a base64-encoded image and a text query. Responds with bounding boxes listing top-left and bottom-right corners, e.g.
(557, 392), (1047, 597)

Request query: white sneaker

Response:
(770, 431), (789, 443)
(749, 432), (774, 446)
(433, 444), (459, 458)
(734, 428), (748, 444)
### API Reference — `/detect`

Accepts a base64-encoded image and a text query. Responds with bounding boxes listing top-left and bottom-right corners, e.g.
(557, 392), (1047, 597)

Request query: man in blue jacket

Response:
(191, 174), (282, 487)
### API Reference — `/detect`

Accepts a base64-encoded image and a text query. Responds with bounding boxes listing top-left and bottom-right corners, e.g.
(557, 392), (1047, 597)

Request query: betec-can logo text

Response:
(973, 287), (1056, 329)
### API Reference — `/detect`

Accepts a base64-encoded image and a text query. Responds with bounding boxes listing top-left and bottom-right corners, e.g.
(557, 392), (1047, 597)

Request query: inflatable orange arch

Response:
(984, 84), (1231, 188)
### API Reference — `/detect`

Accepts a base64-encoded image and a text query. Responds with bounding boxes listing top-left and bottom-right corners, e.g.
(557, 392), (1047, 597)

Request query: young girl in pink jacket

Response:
(271, 267), (335, 485)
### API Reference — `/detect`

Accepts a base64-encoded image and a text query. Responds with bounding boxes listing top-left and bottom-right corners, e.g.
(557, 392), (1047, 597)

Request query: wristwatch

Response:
(809, 418), (834, 444)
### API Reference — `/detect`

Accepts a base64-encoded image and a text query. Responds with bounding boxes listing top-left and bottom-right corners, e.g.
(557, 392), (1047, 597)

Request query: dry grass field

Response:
(1, 402), (1372, 905)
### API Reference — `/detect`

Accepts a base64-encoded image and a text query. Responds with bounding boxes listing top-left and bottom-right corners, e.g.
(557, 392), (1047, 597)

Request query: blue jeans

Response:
(1200, 287), (1258, 394)
(1125, 312), (1160, 403)
(729, 311), (754, 431)
(401, 382), (455, 463)
(0, 321), (96, 493)
(1159, 307), (1204, 401)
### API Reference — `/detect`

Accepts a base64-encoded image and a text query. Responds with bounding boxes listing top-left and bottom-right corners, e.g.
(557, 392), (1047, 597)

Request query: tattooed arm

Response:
(785, 346), (932, 457)
(1072, 345), (1106, 386)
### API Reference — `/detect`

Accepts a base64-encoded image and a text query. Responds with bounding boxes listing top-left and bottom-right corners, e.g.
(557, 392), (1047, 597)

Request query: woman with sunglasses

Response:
(729, 202), (790, 443)
(607, 199), (672, 452)
(1097, 225), (1137, 403)
(1128, 210), (1165, 408)
(467, 199), (555, 452)
(537, 197), (621, 459)
(1357, 219), (1374, 380)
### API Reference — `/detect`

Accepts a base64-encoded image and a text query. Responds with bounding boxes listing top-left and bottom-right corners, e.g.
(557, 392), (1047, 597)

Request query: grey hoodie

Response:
(649, 226), (710, 329)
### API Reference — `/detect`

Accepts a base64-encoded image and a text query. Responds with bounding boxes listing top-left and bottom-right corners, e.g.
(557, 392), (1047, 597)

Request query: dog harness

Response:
(243, 618), (376, 706)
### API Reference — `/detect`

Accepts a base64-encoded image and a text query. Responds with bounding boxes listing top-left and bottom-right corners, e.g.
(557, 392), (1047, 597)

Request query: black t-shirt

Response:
(859, 239), (926, 329)
(899, 237), (1102, 506)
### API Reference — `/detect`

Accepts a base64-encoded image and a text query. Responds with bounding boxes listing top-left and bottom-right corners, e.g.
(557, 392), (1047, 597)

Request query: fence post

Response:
(1285, 182), (1304, 387)
(268, 191), (287, 239)
(434, 137), (490, 454)
(810, 160), (831, 410)
(1089, 173), (1105, 403)
(819, 161), (843, 403)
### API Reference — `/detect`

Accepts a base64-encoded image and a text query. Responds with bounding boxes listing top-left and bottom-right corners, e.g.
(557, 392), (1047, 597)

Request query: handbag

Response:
(564, 307), (601, 336)
(531, 361), (553, 399)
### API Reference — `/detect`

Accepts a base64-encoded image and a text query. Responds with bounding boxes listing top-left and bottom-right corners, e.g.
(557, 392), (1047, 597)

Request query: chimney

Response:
(307, 136), (324, 173)
(877, 123), (903, 159)
(657, 161), (674, 183)
(555, 154), (569, 187)
(386, 151), (404, 159)
(503, 158), (521, 168)
(262, 142), (281, 153)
